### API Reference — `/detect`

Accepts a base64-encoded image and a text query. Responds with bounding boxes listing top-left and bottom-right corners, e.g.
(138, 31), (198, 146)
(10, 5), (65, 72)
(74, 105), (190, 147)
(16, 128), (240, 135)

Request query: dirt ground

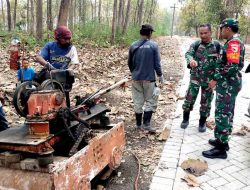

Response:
(0, 36), (184, 190)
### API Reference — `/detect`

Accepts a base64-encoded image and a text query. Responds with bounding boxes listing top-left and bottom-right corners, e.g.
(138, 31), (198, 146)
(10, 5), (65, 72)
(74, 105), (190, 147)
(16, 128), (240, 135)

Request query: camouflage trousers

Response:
(182, 80), (214, 117)
(214, 79), (242, 144)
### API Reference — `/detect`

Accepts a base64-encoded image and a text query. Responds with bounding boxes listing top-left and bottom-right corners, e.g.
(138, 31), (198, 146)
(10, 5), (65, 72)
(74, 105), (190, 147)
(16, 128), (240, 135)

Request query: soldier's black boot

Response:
(180, 111), (190, 129)
(135, 113), (142, 129)
(208, 139), (229, 151)
(198, 116), (207, 132)
(202, 142), (227, 159)
(143, 111), (156, 133)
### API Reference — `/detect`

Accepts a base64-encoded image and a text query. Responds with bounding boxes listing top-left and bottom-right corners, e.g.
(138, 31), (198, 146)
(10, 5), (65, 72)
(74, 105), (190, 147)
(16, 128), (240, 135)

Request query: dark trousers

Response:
(0, 106), (9, 131)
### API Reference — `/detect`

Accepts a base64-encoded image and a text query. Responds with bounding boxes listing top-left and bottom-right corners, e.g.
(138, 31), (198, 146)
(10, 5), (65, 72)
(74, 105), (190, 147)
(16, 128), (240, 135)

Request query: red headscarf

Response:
(54, 26), (72, 40)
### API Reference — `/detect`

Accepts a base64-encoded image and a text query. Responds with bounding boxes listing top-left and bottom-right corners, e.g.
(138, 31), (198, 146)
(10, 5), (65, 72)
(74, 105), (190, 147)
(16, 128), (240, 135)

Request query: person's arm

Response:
(185, 42), (198, 68)
(17, 69), (21, 81)
(68, 46), (80, 70)
(153, 44), (162, 77)
(36, 43), (50, 67)
(128, 47), (133, 73)
(214, 39), (243, 80)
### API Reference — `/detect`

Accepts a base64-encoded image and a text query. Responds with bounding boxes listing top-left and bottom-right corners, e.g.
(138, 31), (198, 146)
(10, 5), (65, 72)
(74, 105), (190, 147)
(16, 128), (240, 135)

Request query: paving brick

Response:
(214, 169), (235, 182)
(223, 165), (242, 173)
(150, 182), (173, 190)
(207, 177), (228, 188)
(154, 167), (176, 179)
(221, 180), (246, 190)
(151, 176), (174, 186)
(200, 183), (216, 190)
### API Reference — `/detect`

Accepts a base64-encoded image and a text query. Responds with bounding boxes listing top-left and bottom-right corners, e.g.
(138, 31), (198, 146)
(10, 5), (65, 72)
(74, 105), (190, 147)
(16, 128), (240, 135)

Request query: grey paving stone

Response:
(154, 167), (176, 179)
(151, 176), (174, 186)
(221, 180), (246, 190)
(200, 183), (216, 190)
(223, 165), (242, 173)
(207, 177), (228, 187)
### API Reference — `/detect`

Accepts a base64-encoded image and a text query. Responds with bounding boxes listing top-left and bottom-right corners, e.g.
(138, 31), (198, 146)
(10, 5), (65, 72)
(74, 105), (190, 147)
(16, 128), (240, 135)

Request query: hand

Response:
(158, 75), (165, 84)
(189, 60), (198, 68)
(44, 62), (56, 71)
(208, 80), (217, 89)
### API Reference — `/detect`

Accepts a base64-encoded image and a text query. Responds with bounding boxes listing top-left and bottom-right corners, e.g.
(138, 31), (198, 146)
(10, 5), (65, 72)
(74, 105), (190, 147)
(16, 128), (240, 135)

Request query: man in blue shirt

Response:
(36, 26), (79, 70)
(17, 60), (36, 82)
(128, 24), (164, 132)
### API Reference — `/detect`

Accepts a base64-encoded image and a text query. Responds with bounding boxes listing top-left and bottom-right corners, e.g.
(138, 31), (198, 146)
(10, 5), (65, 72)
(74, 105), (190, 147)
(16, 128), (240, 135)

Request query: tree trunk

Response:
(118, 0), (124, 27)
(30, 0), (35, 34)
(6, 0), (11, 31)
(122, 0), (131, 35)
(26, 0), (29, 31)
(47, 0), (53, 31)
(69, 0), (74, 31)
(91, 1), (94, 20)
(111, 0), (118, 45)
(36, 0), (43, 40)
(79, 0), (82, 23)
(147, 0), (156, 23)
(1, 0), (5, 29)
(94, 0), (97, 19)
(98, 0), (102, 23)
(13, 0), (17, 29)
(58, 0), (71, 26)
(138, 0), (144, 26)
(82, 0), (86, 25)
(134, 0), (140, 24)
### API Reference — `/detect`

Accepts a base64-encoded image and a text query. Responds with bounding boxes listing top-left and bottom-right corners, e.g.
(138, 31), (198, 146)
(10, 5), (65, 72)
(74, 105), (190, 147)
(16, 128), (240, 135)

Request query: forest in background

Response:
(178, 0), (250, 42)
(0, 0), (171, 48)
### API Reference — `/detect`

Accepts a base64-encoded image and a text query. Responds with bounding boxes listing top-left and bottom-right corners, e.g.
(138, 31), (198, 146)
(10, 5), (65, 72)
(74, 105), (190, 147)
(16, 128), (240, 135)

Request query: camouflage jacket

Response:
(214, 34), (245, 83)
(185, 40), (221, 86)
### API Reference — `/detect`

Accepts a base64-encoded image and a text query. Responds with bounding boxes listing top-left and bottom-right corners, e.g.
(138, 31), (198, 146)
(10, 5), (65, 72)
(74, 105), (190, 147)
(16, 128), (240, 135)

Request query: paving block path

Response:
(150, 38), (250, 190)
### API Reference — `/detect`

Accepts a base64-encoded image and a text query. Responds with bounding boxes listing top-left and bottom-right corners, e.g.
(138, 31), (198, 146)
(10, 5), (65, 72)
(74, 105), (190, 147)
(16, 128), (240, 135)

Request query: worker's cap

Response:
(220, 18), (239, 29)
(141, 24), (155, 32)
(54, 26), (72, 40)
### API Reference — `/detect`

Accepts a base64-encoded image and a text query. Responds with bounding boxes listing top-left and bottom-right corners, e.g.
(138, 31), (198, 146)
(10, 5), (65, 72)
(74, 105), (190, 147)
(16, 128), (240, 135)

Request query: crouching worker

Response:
(128, 24), (164, 133)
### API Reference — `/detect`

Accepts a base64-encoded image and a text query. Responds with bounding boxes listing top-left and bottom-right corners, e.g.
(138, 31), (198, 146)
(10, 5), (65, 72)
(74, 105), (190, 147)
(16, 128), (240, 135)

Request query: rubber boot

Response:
(143, 111), (156, 133)
(180, 111), (190, 129)
(135, 113), (142, 129)
(198, 116), (207, 132)
(208, 139), (229, 151)
(202, 141), (228, 159)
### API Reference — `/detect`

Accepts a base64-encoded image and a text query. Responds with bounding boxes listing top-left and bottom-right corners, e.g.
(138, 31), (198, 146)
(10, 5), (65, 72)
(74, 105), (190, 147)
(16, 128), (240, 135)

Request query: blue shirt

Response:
(39, 42), (79, 69)
(128, 39), (162, 81)
(17, 68), (35, 81)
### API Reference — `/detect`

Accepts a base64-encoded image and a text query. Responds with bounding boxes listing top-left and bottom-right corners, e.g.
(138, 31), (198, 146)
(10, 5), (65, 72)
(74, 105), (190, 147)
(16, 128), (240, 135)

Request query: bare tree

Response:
(13, 0), (17, 29)
(111, 0), (118, 45)
(36, 0), (43, 39)
(122, 0), (131, 35)
(69, 0), (74, 31)
(1, 0), (5, 28)
(58, 0), (71, 26)
(98, 0), (102, 23)
(27, 0), (29, 31)
(138, 0), (144, 26)
(47, 0), (53, 31)
(30, 0), (35, 34)
(6, 0), (11, 31)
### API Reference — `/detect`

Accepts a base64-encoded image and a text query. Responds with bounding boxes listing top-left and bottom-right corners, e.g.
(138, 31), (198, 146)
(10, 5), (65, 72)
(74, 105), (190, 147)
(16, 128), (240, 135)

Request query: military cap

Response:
(141, 24), (155, 32)
(220, 18), (239, 29)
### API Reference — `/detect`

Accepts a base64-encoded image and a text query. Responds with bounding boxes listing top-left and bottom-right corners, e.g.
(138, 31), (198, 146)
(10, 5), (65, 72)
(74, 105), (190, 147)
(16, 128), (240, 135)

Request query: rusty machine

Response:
(0, 69), (128, 190)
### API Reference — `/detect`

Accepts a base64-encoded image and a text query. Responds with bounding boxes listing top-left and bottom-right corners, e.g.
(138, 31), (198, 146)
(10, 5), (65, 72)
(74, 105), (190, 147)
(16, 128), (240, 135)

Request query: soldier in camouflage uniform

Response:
(181, 24), (221, 132)
(203, 18), (245, 159)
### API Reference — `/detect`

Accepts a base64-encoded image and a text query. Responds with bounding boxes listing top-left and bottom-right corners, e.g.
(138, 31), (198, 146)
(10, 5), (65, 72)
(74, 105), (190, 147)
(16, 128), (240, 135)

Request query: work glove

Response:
(158, 75), (165, 84)
(153, 86), (161, 99)
(44, 62), (56, 71)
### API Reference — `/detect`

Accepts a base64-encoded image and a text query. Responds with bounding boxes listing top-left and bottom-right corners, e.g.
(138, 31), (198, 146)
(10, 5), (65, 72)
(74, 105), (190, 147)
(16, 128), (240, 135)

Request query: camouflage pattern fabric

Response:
(183, 40), (221, 116)
(214, 34), (245, 143)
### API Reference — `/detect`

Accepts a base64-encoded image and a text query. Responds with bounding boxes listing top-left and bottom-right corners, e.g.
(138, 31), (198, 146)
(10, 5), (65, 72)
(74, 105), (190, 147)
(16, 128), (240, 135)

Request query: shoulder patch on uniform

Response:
(226, 39), (240, 64)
